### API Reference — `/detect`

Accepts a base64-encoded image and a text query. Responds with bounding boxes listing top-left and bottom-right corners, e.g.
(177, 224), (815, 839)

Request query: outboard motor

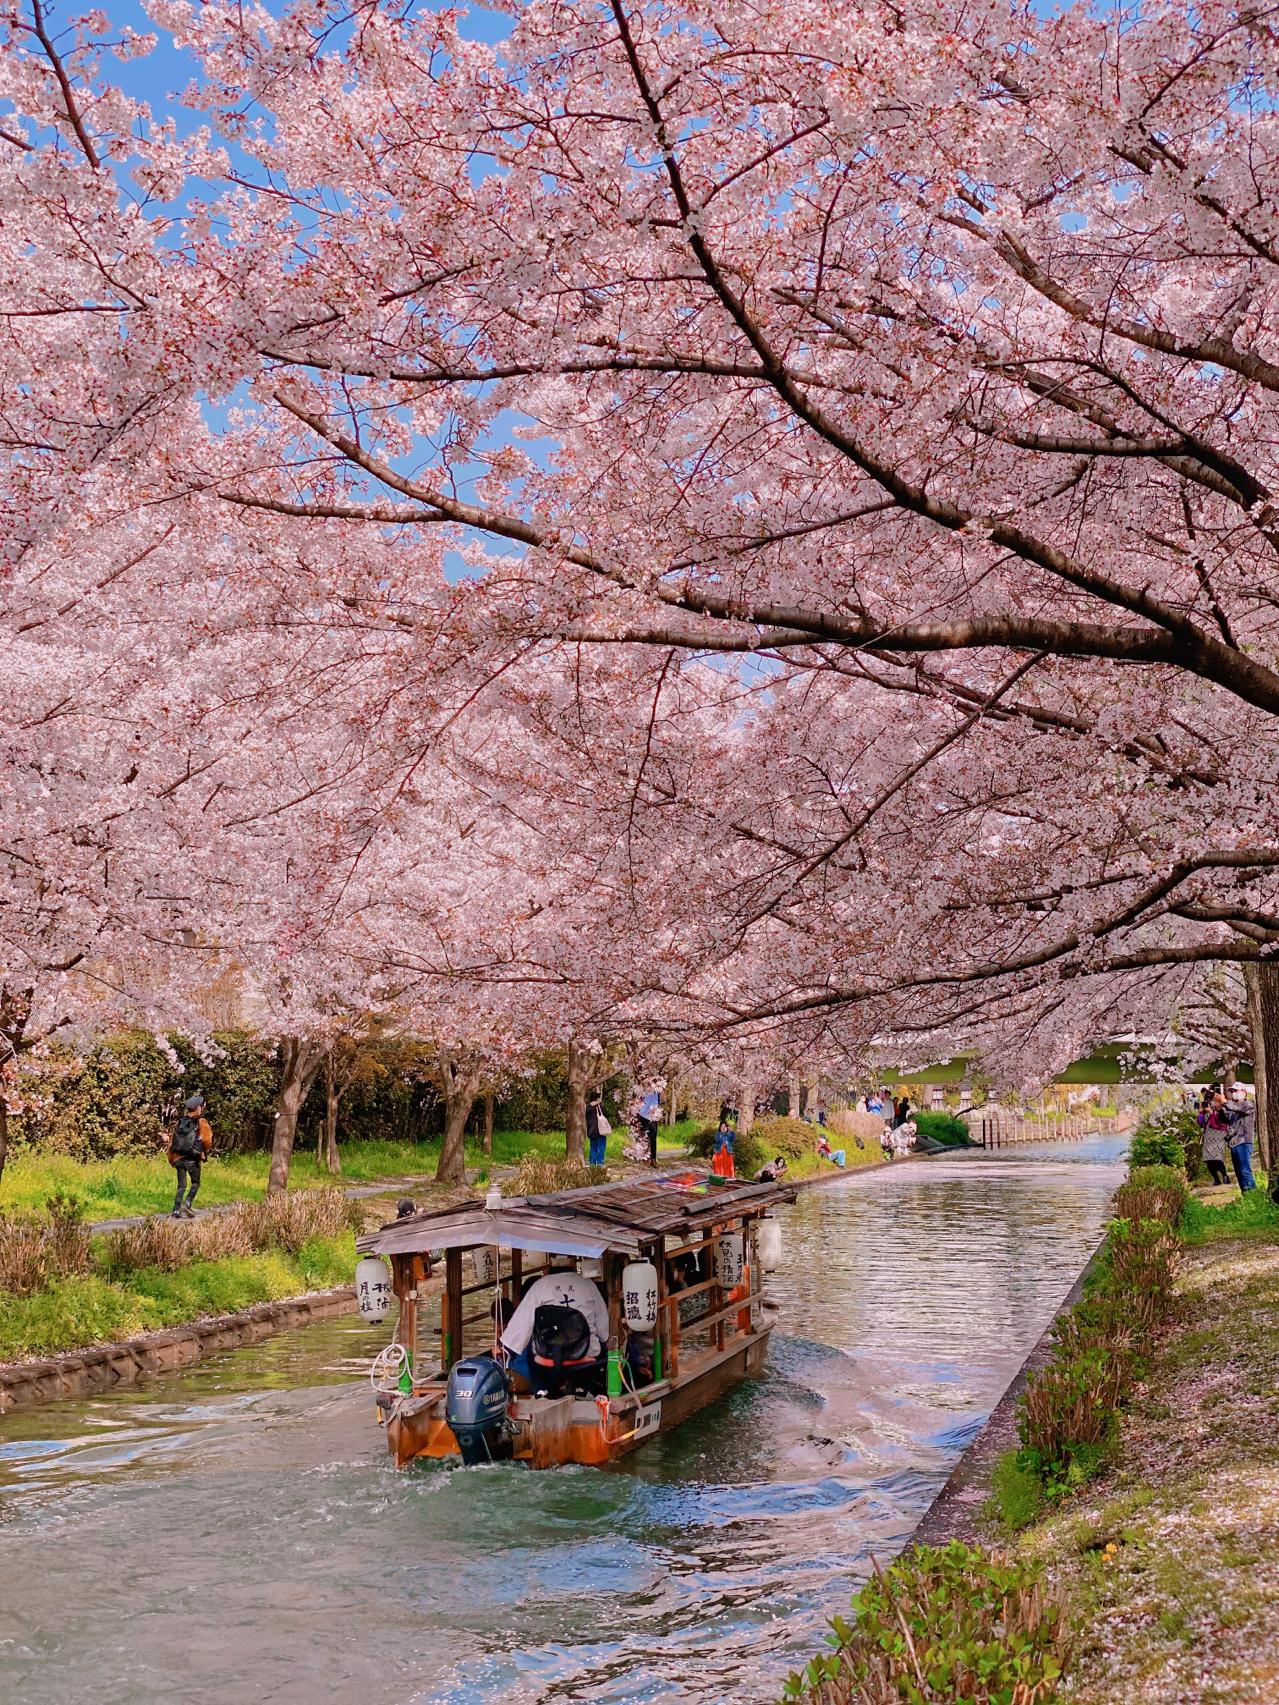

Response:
(445, 1354), (512, 1466)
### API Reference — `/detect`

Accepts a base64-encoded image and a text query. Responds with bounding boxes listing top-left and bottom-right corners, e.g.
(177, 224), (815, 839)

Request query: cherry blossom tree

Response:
(11, 0), (1279, 1152)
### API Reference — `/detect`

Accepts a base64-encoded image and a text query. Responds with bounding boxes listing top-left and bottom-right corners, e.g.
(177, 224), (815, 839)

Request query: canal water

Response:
(0, 1141), (1125, 1704)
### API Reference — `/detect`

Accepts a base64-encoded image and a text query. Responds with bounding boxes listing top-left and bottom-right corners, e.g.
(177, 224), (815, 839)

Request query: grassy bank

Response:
(0, 1121), (699, 1222)
(0, 1234), (355, 1362)
(784, 1161), (1279, 1702)
(1010, 1191), (1279, 1703)
(0, 1190), (361, 1363)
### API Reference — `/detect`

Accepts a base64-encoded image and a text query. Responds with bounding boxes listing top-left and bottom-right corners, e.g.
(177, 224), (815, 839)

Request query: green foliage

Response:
(1180, 1186), (1279, 1245)
(781, 1541), (1071, 1704)
(912, 1110), (973, 1146)
(14, 1029), (279, 1160)
(171, 1032), (280, 1152)
(1014, 1218), (1178, 1499)
(0, 1233), (357, 1361)
(0, 1123), (701, 1224)
(1127, 1106), (1198, 1174)
(988, 1450), (1045, 1532)
(686, 1113), (832, 1180)
(1127, 1164), (1186, 1191)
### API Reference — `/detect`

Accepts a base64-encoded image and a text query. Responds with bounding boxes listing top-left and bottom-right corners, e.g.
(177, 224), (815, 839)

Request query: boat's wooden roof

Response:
(357, 1169), (796, 1259)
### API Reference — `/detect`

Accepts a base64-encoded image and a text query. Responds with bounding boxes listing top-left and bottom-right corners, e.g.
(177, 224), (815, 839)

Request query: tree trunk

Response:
(737, 1068), (758, 1137)
(435, 1059), (482, 1184)
(0, 1094), (8, 1190)
(268, 1037), (326, 1194)
(482, 1090), (494, 1156)
(322, 1049), (342, 1174)
(565, 1042), (588, 1163)
(1248, 962), (1279, 1190)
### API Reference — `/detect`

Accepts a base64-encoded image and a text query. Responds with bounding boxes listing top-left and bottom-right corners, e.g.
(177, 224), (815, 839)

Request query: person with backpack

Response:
(167, 1093), (213, 1218)
(500, 1259), (609, 1393)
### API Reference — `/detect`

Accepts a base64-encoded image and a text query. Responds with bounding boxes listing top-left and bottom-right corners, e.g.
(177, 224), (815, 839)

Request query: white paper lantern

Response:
(622, 1260), (660, 1330)
(355, 1255), (393, 1324)
(757, 1217), (783, 1272)
(714, 1235), (746, 1289)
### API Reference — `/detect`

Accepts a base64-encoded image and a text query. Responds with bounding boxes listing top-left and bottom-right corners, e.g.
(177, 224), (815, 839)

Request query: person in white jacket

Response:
(501, 1261), (610, 1390)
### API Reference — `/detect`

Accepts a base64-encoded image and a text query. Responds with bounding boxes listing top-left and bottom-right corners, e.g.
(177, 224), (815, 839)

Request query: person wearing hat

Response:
(167, 1094), (213, 1218)
(1221, 1085), (1257, 1192)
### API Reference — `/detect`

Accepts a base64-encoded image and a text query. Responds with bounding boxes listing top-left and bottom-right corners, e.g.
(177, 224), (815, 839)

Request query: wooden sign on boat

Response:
(356, 1169), (794, 1469)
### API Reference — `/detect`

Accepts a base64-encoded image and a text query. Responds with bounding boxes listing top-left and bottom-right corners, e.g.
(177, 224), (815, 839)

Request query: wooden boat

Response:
(356, 1168), (794, 1468)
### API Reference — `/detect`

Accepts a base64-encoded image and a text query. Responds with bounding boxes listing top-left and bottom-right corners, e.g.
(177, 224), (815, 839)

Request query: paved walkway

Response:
(87, 1170), (481, 1235)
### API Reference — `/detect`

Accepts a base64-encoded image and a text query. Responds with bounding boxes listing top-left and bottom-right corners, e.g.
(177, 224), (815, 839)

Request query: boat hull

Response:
(379, 1326), (772, 1469)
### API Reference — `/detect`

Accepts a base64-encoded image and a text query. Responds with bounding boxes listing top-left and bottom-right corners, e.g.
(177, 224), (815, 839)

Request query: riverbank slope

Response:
(787, 1180), (1279, 1705)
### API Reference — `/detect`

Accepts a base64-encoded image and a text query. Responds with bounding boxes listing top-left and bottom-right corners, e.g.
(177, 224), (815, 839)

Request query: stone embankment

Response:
(0, 1286), (355, 1414)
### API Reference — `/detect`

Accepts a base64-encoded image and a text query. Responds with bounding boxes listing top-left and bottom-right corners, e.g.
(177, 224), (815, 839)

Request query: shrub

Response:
(509, 1156), (608, 1195)
(828, 1108), (886, 1149)
(1105, 1217), (1179, 1320)
(1128, 1105), (1199, 1174)
(95, 1216), (193, 1279)
(236, 1188), (357, 1255)
(1012, 1215), (1178, 1498)
(782, 1541), (1071, 1704)
(686, 1122), (765, 1177)
(1113, 1170), (1187, 1227)
(988, 1450), (1046, 1532)
(1019, 1339), (1131, 1491)
(912, 1110), (973, 1146)
(0, 1195), (91, 1297)
(13, 1028), (281, 1159)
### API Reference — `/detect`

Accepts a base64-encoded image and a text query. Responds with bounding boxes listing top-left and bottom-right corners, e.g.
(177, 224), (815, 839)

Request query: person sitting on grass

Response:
(755, 1156), (788, 1183)
(167, 1094), (212, 1219)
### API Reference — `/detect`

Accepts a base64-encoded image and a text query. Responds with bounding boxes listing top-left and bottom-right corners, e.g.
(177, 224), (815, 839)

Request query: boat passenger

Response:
(500, 1258), (610, 1393)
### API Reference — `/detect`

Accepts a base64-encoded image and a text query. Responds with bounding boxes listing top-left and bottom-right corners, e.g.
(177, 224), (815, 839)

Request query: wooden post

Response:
(653, 1236), (666, 1383)
(444, 1249), (463, 1371)
(606, 1253), (624, 1399)
(665, 1247), (681, 1380)
(404, 1254), (426, 1384)
(706, 1228), (724, 1352)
